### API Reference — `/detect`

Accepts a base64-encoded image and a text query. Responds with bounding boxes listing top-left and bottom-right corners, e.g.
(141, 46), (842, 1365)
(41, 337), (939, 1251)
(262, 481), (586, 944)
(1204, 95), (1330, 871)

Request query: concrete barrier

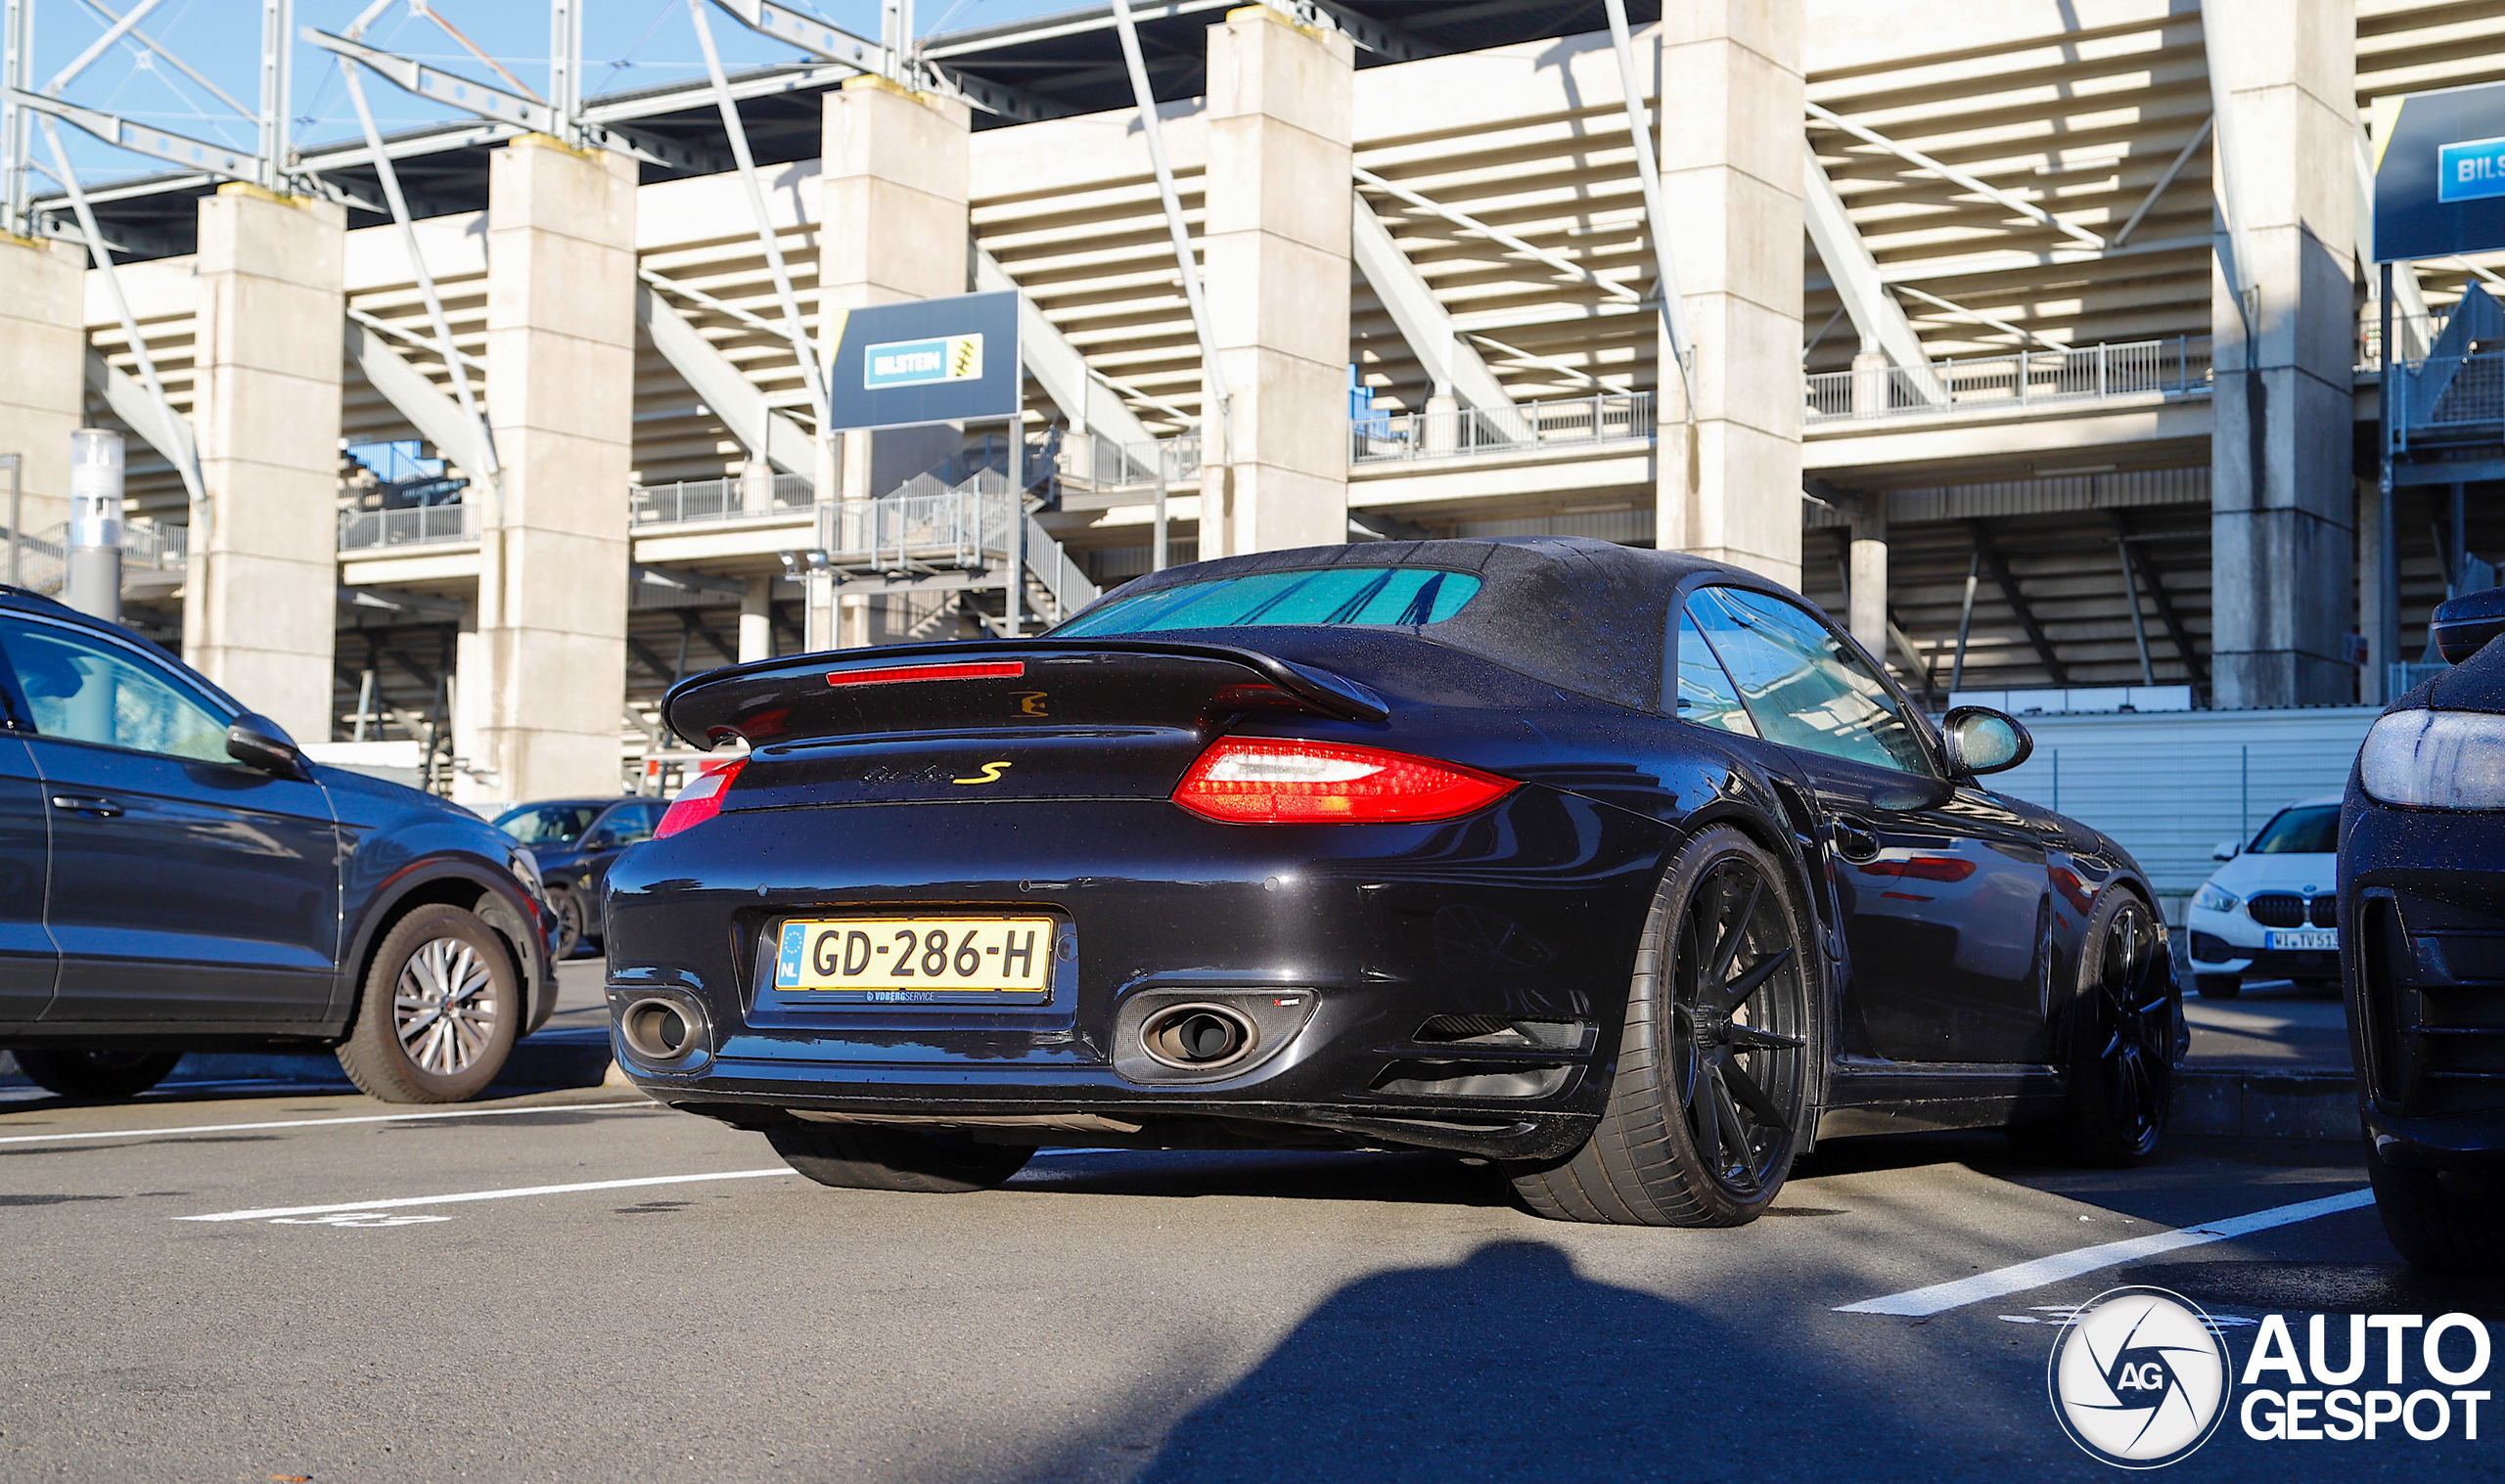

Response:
(2174, 1065), (2358, 1141)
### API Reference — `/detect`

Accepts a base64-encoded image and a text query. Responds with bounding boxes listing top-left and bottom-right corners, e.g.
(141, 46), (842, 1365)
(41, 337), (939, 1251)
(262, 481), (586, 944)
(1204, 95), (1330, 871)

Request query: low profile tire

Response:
(548, 885), (586, 961)
(335, 904), (521, 1104)
(1508, 825), (1819, 1228)
(2195, 973), (2242, 1000)
(765, 1123), (1033, 1193)
(2012, 891), (2174, 1166)
(13, 1048), (182, 1100)
(2366, 1138), (2505, 1273)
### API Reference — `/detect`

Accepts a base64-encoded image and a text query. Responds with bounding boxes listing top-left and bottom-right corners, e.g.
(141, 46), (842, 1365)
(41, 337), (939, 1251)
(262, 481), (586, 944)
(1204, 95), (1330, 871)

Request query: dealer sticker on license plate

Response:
(2265, 928), (2339, 952)
(772, 917), (1056, 1002)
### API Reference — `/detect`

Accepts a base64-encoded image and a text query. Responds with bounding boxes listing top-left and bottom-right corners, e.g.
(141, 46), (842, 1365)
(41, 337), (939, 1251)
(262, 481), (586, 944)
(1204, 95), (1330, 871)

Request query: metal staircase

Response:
(821, 466), (1100, 628)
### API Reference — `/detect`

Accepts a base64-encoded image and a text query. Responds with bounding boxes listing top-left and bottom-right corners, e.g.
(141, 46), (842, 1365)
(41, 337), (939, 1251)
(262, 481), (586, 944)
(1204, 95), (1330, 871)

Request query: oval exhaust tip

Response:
(621, 997), (701, 1062)
(1140, 1002), (1256, 1071)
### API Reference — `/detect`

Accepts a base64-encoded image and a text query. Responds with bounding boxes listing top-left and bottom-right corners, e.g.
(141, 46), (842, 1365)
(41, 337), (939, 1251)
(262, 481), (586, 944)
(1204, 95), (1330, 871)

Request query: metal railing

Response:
(823, 474), (1100, 617)
(1349, 391), (1655, 465)
(1054, 431), (1201, 495)
(2389, 349), (2505, 448)
(1803, 337), (2209, 424)
(631, 472), (815, 527)
(340, 501), (476, 552)
(7, 518), (187, 594)
(826, 477), (1018, 573)
(1023, 511), (1098, 620)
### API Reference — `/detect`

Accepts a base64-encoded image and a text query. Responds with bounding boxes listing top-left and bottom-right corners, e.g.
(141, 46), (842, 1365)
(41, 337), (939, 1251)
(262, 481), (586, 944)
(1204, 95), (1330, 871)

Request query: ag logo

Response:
(2048, 1285), (2230, 1468)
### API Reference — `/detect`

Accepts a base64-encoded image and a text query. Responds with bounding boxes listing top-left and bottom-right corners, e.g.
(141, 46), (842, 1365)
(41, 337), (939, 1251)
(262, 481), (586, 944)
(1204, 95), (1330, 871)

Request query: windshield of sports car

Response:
(1055, 566), (1483, 635)
(2248, 804), (2339, 854)
(495, 803), (603, 845)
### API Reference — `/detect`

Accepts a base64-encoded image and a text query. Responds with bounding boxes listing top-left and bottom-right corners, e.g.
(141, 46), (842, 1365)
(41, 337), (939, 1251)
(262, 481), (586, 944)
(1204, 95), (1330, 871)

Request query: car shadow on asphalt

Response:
(1008, 1148), (1514, 1207)
(997, 1237), (2021, 1484)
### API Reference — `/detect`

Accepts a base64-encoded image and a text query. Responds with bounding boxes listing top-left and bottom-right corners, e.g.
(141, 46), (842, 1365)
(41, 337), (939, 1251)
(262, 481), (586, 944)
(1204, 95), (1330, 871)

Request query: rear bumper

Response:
(2343, 795), (2505, 1168)
(601, 789), (1668, 1160)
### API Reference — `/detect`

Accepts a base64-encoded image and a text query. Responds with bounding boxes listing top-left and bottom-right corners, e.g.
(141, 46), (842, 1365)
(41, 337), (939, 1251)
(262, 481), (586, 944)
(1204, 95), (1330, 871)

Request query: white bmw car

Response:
(2182, 793), (2342, 999)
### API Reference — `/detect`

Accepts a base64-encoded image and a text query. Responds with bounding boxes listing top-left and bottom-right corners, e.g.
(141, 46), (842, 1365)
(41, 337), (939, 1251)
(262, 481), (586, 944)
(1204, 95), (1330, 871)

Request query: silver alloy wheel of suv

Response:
(337, 903), (521, 1102)
(396, 933), (498, 1075)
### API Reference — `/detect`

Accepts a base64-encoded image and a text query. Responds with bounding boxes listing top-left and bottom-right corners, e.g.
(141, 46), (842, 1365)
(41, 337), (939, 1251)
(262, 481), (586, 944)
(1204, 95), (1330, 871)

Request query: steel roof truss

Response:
(302, 29), (557, 135)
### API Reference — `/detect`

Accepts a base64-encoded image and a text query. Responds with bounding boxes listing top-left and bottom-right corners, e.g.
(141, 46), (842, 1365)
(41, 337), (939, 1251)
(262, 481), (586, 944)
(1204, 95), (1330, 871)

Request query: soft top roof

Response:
(1052, 536), (1764, 712)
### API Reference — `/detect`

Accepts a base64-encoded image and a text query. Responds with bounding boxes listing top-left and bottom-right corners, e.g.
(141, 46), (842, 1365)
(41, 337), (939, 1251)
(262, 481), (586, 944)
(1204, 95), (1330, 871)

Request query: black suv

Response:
(493, 797), (665, 957)
(0, 590), (555, 1103)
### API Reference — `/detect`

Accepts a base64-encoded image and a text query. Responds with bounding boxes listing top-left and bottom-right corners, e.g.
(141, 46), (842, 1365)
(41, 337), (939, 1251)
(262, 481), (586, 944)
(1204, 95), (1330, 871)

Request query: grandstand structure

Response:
(0, 0), (2486, 802)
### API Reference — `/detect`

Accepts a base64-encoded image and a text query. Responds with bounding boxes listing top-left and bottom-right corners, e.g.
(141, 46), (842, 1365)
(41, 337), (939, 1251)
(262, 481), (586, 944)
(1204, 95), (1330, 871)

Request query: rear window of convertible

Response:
(1055, 566), (1483, 635)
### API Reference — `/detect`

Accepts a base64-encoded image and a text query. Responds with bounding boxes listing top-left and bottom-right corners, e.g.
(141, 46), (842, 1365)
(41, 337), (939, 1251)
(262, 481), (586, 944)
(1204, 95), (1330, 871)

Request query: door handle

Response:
(48, 793), (123, 819)
(1830, 814), (1881, 863)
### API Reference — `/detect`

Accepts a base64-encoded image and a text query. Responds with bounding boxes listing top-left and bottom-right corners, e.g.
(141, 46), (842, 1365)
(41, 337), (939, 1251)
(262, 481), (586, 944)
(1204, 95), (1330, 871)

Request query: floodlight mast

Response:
(258, 0), (292, 191)
(2, 0), (27, 235)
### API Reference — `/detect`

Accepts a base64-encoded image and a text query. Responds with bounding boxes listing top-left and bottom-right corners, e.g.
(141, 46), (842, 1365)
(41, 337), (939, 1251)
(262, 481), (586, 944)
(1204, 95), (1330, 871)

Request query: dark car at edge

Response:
(2343, 583), (2505, 1270)
(0, 589), (557, 1103)
(494, 796), (666, 958)
(606, 538), (2186, 1226)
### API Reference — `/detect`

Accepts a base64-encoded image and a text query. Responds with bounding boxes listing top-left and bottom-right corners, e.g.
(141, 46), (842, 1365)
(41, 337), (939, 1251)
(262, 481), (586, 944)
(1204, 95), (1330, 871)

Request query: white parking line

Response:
(176, 1168), (797, 1222)
(1835, 1187), (2376, 1317)
(0, 1100), (656, 1147)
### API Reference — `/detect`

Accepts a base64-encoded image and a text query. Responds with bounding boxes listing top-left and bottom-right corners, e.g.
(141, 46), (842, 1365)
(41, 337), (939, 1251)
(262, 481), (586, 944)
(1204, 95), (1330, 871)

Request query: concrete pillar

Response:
(1422, 391), (1460, 455)
(819, 78), (970, 507)
(460, 136), (636, 805)
(1848, 346), (1889, 418)
(0, 234), (84, 555)
(1848, 502), (1888, 657)
(1654, 5), (1804, 589)
(1201, 7), (1354, 557)
(738, 575), (772, 663)
(2208, 0), (2356, 708)
(187, 186), (344, 739)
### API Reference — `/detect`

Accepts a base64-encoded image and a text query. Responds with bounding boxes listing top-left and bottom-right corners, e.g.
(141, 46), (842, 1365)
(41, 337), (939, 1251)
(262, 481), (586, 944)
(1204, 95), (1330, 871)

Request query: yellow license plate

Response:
(771, 917), (1056, 999)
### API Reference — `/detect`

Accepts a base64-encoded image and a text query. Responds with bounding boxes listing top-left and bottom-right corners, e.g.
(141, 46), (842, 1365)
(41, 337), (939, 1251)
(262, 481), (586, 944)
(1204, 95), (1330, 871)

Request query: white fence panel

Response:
(1983, 706), (2380, 895)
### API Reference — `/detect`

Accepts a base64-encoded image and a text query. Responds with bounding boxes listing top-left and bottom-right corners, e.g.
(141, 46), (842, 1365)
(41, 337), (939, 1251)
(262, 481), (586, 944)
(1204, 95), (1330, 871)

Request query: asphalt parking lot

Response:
(5, 989), (2497, 1484)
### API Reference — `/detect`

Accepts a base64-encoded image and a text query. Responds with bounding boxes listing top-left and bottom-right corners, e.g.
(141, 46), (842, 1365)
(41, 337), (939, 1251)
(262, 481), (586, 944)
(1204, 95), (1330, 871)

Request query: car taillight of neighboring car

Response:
(1171, 738), (1515, 824)
(655, 757), (748, 838)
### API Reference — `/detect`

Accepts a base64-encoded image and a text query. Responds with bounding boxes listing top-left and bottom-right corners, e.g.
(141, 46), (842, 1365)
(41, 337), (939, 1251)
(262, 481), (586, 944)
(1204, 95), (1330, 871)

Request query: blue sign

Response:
(2440, 136), (2505, 203)
(827, 291), (1022, 431)
(2374, 82), (2505, 260)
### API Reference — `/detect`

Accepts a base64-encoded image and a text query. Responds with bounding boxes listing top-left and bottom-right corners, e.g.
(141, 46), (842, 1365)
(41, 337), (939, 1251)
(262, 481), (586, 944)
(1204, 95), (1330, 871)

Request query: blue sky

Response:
(28, 0), (1088, 185)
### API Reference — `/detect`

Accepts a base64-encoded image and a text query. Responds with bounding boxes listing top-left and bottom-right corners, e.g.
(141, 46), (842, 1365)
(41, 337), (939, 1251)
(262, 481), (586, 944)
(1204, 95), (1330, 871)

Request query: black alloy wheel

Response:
(1511, 826), (1817, 1227)
(2014, 892), (2173, 1165)
(1670, 856), (1814, 1198)
(13, 1048), (183, 1100)
(549, 885), (586, 960)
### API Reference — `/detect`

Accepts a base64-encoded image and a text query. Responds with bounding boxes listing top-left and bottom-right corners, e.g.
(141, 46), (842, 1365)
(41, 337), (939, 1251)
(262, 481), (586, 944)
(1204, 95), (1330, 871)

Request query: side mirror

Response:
(2434, 586), (2505, 663)
(1940, 705), (2032, 777)
(2213, 840), (2241, 862)
(226, 712), (306, 778)
(582, 830), (615, 851)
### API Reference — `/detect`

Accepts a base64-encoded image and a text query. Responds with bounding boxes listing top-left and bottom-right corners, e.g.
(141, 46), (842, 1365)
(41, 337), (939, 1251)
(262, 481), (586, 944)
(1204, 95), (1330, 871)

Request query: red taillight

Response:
(1172, 738), (1515, 824)
(826, 660), (1025, 689)
(655, 757), (747, 838)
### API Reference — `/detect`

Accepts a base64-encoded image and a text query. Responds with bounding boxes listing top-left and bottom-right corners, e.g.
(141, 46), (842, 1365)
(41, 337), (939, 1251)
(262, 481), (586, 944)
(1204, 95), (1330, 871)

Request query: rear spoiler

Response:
(661, 640), (1389, 748)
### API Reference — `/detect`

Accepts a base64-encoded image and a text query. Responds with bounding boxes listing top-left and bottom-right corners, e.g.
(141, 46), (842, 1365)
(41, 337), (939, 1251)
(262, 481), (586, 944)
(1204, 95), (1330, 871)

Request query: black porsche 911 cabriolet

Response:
(605, 537), (2185, 1227)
